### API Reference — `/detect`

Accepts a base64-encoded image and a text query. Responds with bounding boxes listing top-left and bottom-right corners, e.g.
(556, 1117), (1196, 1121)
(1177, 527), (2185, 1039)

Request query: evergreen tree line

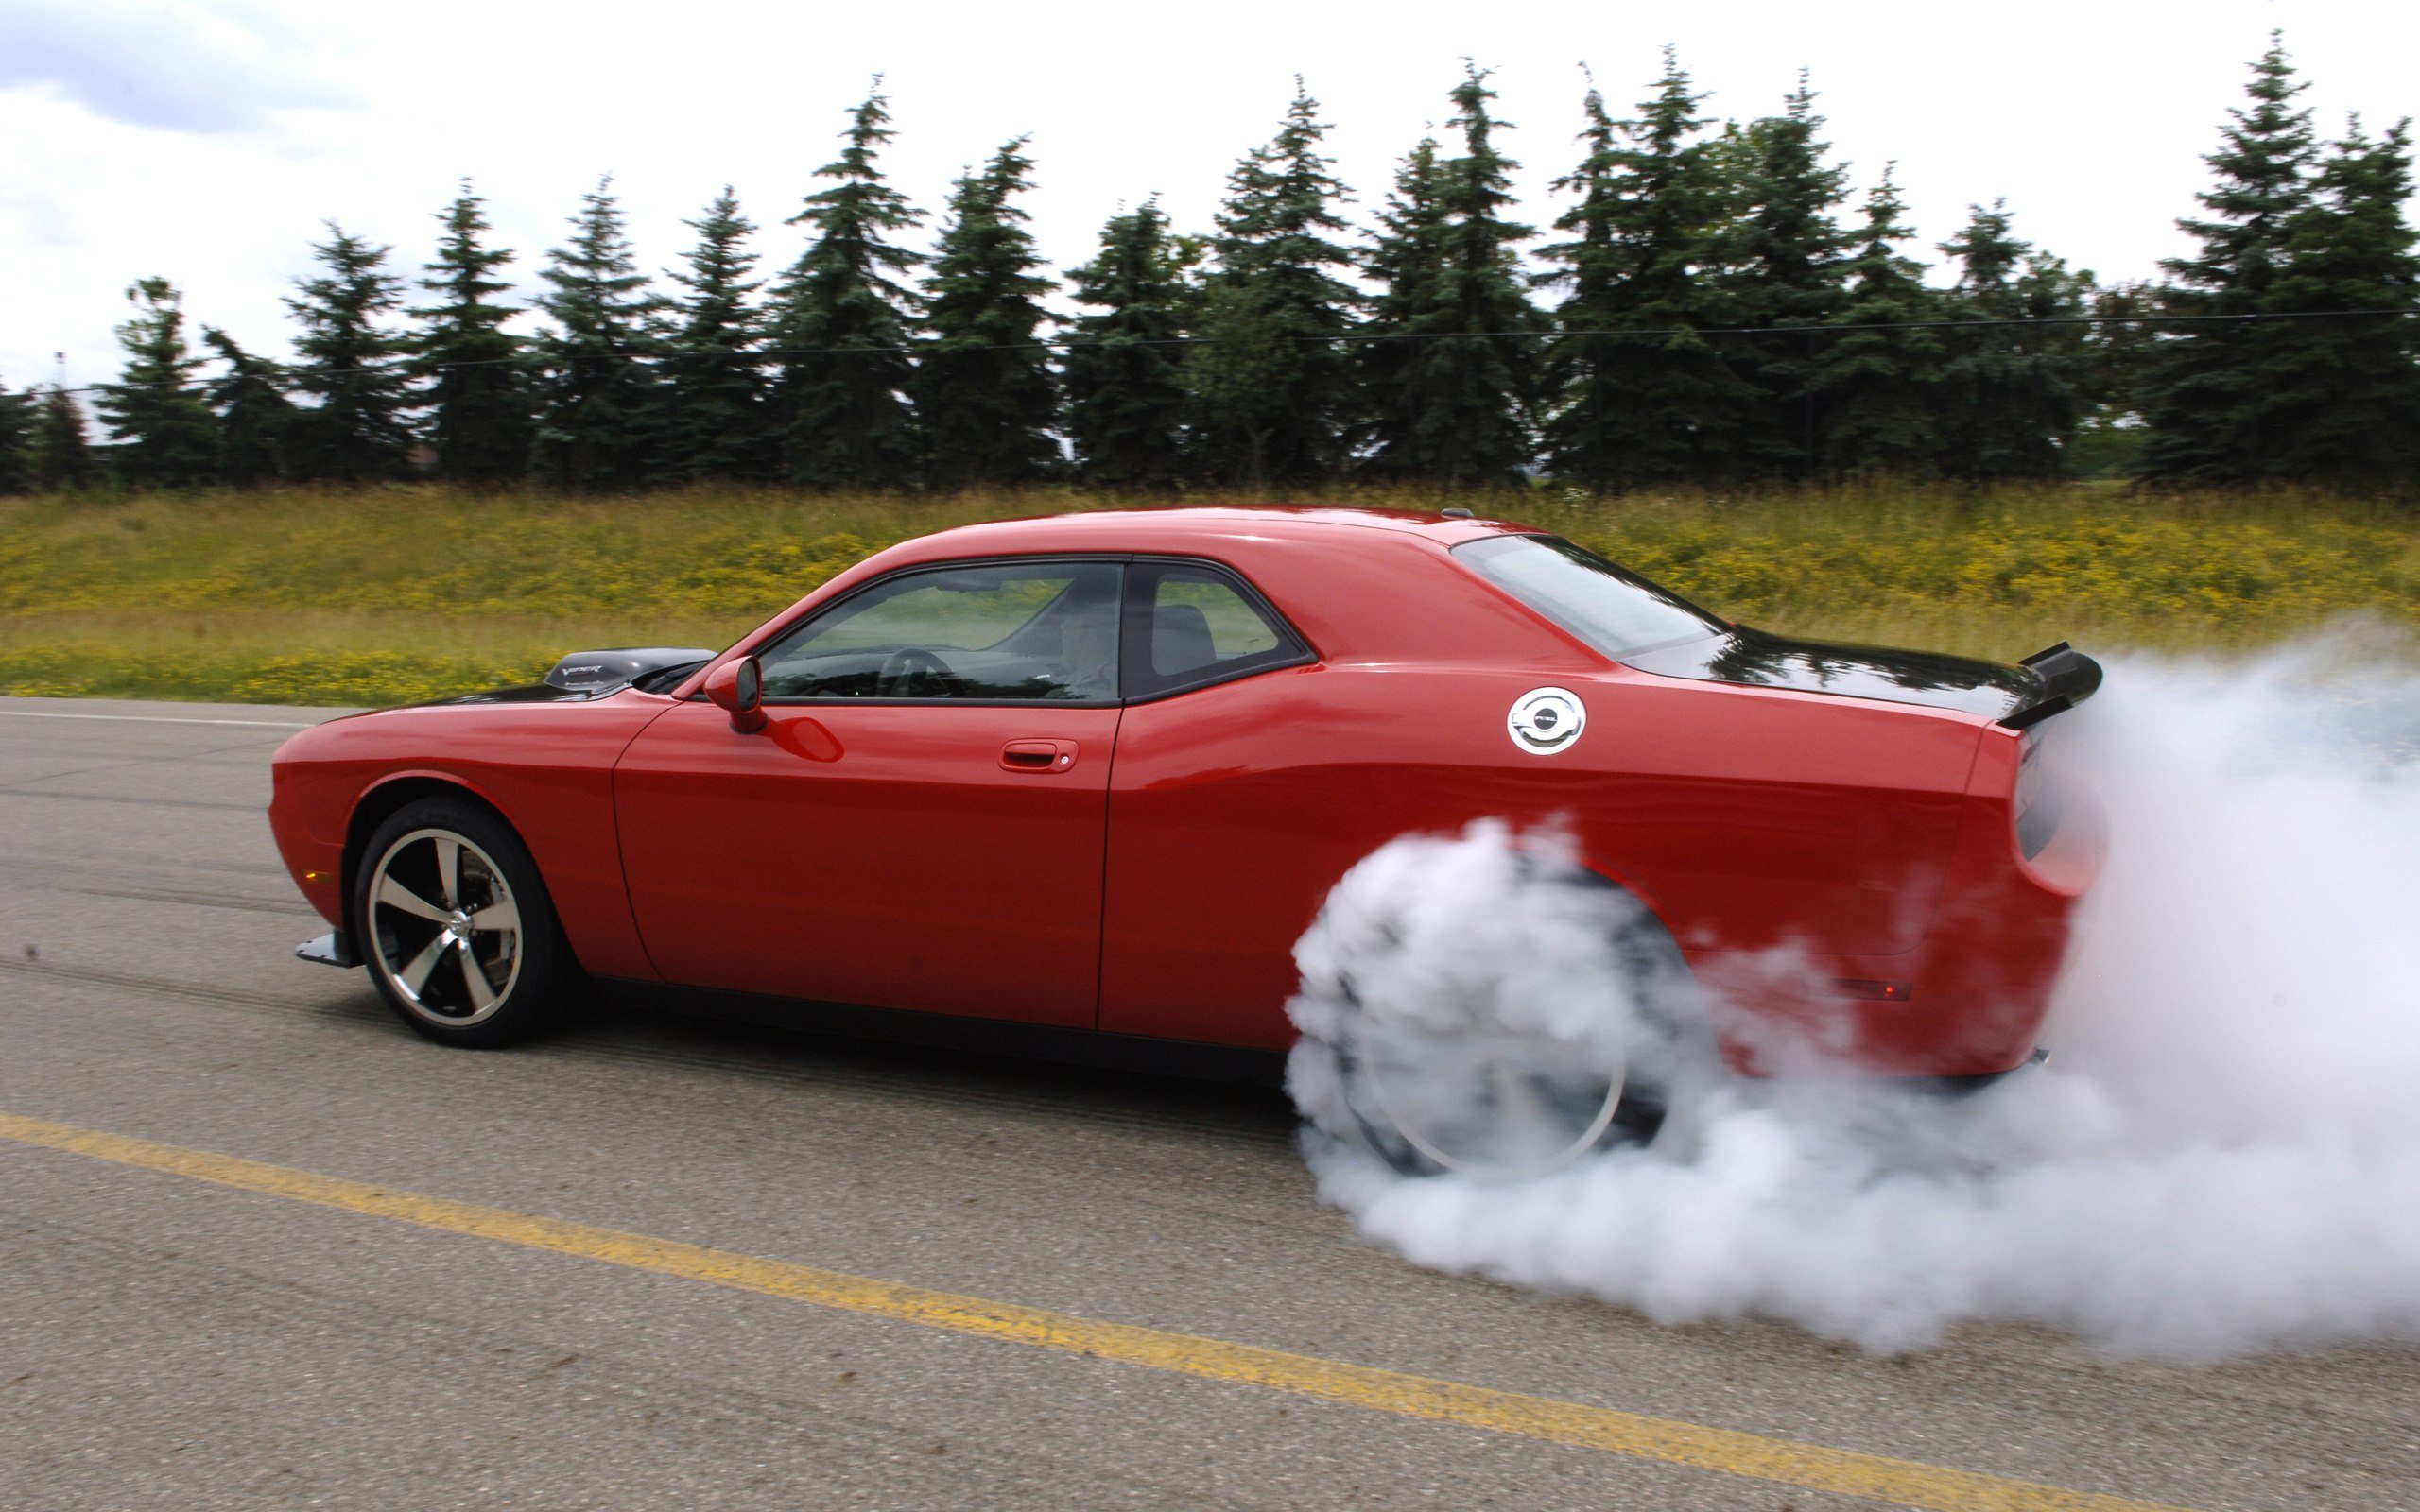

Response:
(4, 37), (2414, 499)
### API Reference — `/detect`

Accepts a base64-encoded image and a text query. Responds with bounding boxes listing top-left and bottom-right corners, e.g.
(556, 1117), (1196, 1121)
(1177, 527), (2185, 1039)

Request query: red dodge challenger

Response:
(268, 507), (2104, 1171)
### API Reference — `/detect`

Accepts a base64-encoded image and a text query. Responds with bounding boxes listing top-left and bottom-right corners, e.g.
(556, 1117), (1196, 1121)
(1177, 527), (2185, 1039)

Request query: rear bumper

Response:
(1851, 775), (2105, 1076)
(1710, 771), (2105, 1079)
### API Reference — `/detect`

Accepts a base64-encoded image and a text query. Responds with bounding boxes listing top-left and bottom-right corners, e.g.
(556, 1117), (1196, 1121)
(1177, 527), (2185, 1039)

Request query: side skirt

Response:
(593, 978), (1289, 1089)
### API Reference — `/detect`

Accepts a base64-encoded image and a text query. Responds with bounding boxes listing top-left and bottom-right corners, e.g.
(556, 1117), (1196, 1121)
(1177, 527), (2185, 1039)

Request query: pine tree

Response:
(1360, 136), (1450, 473)
(1936, 203), (2091, 479)
(0, 383), (35, 494)
(32, 385), (96, 491)
(772, 83), (925, 490)
(1063, 198), (1198, 489)
(2137, 34), (2318, 483)
(1185, 81), (1363, 488)
(1363, 63), (1545, 483)
(285, 224), (415, 482)
(2080, 281), (2161, 415)
(1813, 166), (1945, 476)
(2260, 116), (2420, 490)
(2069, 281), (2161, 476)
(1537, 75), (1623, 467)
(201, 327), (298, 487)
(911, 137), (1061, 489)
(1539, 50), (1748, 488)
(657, 187), (773, 482)
(413, 180), (532, 485)
(1720, 77), (1854, 479)
(530, 178), (660, 490)
(94, 277), (218, 488)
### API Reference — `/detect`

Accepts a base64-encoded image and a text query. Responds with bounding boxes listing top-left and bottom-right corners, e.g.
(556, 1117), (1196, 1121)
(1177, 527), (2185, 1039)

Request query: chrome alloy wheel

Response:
(1356, 1018), (1628, 1177)
(365, 827), (523, 1027)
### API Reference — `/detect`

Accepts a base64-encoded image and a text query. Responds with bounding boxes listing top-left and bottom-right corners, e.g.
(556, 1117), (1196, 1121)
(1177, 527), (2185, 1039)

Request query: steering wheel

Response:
(1042, 657), (1110, 699)
(876, 646), (953, 698)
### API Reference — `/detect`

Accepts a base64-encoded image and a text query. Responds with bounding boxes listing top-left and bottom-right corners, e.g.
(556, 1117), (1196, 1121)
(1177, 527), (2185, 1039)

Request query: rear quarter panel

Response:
(1099, 531), (1987, 1051)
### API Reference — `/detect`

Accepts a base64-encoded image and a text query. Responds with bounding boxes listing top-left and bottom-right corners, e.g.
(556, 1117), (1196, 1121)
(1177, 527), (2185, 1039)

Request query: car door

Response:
(1097, 558), (1329, 1051)
(614, 558), (1124, 1026)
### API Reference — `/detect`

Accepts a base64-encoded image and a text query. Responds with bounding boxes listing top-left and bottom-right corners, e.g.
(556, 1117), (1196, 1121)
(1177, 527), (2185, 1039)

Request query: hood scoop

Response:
(543, 647), (719, 696)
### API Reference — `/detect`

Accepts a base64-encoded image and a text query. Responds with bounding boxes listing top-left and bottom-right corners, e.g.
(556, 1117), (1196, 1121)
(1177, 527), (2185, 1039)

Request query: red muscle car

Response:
(268, 507), (2104, 1171)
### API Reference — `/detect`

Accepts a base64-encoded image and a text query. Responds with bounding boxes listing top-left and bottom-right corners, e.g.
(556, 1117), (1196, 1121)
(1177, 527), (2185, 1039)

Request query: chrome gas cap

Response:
(1508, 687), (1586, 755)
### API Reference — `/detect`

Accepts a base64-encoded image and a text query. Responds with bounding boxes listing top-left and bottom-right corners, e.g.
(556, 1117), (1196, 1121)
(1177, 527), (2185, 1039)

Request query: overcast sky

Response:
(4, 0), (2413, 394)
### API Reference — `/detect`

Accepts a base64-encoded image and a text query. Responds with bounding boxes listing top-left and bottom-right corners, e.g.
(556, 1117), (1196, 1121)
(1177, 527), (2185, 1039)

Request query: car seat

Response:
(1152, 603), (1219, 678)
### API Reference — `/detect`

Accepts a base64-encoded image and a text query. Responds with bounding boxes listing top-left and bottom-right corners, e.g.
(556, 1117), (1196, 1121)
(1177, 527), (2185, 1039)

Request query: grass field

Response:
(2, 481), (2414, 705)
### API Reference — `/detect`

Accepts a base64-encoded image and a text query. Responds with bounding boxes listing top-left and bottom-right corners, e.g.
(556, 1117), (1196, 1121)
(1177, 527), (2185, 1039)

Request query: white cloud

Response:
(3, 0), (2415, 391)
(0, 185), (78, 249)
(0, 0), (352, 134)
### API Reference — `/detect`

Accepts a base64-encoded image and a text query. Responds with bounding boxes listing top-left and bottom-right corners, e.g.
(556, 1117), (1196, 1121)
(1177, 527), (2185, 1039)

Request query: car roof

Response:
(870, 506), (1539, 564)
(687, 505), (1585, 693)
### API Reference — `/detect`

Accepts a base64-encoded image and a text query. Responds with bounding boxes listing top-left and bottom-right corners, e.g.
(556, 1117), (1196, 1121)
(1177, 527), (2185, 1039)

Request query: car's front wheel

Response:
(351, 797), (582, 1047)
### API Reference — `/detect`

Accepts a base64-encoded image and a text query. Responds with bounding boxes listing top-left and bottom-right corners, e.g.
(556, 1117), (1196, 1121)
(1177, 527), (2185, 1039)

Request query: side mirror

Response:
(703, 655), (767, 733)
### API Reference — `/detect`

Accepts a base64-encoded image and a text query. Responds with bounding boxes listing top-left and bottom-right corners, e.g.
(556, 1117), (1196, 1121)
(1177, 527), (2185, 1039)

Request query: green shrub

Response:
(2, 482), (2411, 705)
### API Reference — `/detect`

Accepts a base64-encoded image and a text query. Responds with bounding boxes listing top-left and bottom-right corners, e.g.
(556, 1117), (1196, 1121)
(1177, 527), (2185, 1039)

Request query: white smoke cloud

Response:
(1288, 630), (2420, 1359)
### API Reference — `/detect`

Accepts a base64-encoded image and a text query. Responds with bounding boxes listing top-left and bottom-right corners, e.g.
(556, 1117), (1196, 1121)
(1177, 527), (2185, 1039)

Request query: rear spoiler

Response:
(2000, 643), (2104, 730)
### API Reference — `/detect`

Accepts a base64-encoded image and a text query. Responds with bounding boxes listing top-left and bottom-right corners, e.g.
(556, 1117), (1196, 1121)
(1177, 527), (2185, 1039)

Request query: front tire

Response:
(350, 797), (583, 1047)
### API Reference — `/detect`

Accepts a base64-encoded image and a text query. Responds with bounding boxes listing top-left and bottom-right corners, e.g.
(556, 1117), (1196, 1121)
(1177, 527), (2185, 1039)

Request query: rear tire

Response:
(1289, 880), (1698, 1178)
(350, 796), (584, 1047)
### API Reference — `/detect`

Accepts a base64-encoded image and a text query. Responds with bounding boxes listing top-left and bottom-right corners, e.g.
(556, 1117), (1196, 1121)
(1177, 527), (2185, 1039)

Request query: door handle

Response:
(1000, 739), (1078, 773)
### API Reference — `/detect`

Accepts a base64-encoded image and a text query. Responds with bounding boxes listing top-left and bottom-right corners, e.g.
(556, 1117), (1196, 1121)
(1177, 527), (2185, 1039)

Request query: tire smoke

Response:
(1287, 632), (2420, 1358)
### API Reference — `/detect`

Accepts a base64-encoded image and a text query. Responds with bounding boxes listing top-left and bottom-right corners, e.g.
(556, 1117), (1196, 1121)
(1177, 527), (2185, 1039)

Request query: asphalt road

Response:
(1, 694), (2413, 1512)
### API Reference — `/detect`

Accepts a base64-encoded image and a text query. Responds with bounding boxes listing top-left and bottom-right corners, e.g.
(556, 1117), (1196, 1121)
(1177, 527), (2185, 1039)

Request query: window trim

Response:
(1119, 556), (1319, 704)
(714, 551), (1321, 710)
(747, 554), (1132, 709)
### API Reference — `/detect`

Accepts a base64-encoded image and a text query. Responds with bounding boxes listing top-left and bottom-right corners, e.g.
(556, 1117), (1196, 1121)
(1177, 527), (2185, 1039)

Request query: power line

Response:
(31, 304), (2420, 400)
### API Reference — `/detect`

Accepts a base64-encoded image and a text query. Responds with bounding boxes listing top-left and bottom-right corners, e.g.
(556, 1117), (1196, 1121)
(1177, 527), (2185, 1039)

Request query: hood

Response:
(1621, 627), (2042, 720)
(412, 682), (597, 708)
(406, 646), (720, 710)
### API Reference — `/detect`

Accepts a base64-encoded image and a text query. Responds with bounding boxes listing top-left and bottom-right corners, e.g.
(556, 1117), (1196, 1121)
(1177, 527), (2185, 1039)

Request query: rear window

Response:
(1120, 560), (1310, 699)
(1453, 535), (1722, 658)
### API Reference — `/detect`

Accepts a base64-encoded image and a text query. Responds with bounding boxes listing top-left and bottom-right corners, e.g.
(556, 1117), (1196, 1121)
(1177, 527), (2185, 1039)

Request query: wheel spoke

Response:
(458, 940), (496, 1011)
(1490, 1059), (1556, 1141)
(371, 829), (525, 1023)
(396, 933), (450, 995)
(468, 898), (519, 936)
(375, 873), (449, 923)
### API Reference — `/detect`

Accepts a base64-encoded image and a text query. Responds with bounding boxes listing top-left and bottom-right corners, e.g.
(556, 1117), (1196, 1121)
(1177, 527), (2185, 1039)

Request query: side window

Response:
(1121, 561), (1310, 699)
(758, 561), (1123, 701)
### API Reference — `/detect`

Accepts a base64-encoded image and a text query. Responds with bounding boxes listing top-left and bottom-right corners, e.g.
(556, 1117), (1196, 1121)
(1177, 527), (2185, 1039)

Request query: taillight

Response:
(2014, 731), (2044, 811)
(2014, 733), (2064, 860)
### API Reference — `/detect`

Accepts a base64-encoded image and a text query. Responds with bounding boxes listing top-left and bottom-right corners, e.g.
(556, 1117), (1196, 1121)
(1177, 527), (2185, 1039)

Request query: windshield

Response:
(1453, 535), (1724, 658)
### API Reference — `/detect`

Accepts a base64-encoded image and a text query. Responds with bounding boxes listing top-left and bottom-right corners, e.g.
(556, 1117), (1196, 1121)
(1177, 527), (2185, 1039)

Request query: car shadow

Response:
(529, 992), (1302, 1147)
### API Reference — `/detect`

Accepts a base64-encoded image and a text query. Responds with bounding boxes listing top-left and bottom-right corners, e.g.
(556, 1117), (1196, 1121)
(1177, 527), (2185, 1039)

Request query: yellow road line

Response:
(0, 1109), (2198, 1512)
